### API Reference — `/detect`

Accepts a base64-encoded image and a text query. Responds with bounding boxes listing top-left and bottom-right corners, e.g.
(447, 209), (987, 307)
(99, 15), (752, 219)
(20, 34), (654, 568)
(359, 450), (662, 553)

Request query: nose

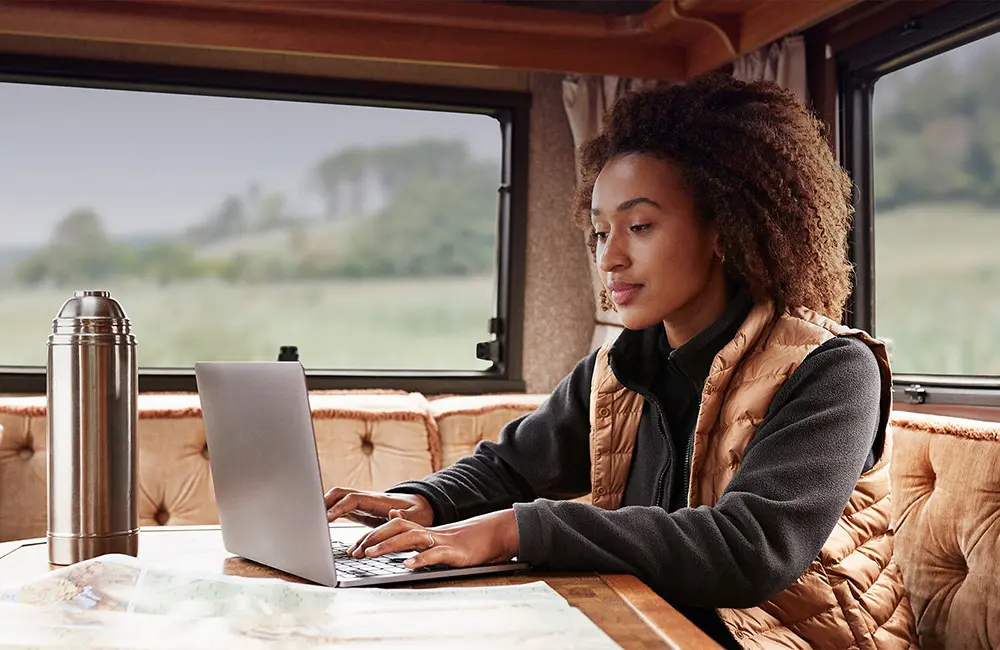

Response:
(597, 231), (628, 273)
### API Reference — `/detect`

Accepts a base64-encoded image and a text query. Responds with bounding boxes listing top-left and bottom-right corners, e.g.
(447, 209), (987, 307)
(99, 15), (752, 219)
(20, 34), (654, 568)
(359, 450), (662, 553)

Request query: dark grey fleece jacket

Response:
(390, 292), (882, 646)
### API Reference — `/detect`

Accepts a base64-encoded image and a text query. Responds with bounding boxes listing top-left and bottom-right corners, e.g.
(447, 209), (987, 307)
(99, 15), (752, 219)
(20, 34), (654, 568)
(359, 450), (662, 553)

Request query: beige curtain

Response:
(562, 75), (652, 351)
(732, 35), (808, 106)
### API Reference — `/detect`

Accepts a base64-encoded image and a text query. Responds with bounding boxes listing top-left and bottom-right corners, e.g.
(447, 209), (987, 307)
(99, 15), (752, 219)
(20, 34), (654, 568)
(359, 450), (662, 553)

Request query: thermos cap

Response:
(50, 290), (134, 339)
(57, 290), (127, 320)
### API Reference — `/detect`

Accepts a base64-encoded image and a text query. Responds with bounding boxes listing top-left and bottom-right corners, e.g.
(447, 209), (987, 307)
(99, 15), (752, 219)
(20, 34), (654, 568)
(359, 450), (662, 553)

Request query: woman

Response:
(325, 74), (915, 649)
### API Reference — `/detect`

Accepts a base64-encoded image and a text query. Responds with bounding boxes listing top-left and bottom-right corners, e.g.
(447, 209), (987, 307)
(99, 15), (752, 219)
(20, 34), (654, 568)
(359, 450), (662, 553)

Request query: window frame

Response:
(838, 1), (1000, 408)
(0, 54), (529, 395)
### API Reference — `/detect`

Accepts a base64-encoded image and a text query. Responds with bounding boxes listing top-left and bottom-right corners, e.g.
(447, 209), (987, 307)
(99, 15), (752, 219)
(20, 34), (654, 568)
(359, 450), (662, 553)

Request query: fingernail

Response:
(365, 546), (377, 557)
(403, 558), (415, 567)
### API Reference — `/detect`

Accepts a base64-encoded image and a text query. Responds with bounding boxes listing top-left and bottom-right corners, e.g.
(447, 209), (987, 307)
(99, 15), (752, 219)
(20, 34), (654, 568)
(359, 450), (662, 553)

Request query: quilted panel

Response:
(137, 415), (217, 528)
(310, 392), (438, 492)
(0, 402), (47, 542)
(889, 411), (1000, 650)
(428, 394), (548, 467)
(0, 392), (440, 541)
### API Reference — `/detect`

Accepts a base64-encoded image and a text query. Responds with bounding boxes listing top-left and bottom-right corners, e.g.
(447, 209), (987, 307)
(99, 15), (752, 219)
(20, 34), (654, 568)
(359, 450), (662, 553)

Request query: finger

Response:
(349, 518), (417, 557)
(386, 507), (418, 522)
(327, 493), (385, 523)
(325, 490), (359, 519)
(364, 529), (438, 558)
(404, 545), (460, 569)
(342, 512), (390, 528)
(324, 487), (353, 510)
(350, 519), (412, 557)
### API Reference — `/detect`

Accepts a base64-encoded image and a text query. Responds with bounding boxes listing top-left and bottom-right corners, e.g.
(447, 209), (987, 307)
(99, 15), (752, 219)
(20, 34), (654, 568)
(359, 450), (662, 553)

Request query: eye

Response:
(630, 223), (651, 233)
(591, 230), (608, 242)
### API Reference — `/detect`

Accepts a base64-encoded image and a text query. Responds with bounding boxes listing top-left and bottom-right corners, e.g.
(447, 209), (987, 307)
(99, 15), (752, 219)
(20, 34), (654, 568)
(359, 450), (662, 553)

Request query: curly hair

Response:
(572, 73), (854, 321)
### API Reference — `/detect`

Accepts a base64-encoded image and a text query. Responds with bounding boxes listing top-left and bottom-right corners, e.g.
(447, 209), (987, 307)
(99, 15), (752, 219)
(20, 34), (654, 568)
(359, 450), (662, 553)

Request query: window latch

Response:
(476, 318), (503, 364)
(476, 339), (501, 364)
(903, 385), (927, 404)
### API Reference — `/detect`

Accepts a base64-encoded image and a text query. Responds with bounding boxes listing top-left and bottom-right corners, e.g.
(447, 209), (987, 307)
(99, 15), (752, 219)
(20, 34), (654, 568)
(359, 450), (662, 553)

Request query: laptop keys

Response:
(332, 540), (448, 578)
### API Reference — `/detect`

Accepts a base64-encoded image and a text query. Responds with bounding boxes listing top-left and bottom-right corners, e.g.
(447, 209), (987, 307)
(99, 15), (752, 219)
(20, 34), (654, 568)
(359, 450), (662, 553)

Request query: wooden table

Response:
(0, 525), (721, 650)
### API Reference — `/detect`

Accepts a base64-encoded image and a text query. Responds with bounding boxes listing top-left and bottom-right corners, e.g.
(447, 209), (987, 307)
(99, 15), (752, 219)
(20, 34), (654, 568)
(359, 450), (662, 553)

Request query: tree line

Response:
(15, 139), (501, 286)
(874, 45), (1000, 211)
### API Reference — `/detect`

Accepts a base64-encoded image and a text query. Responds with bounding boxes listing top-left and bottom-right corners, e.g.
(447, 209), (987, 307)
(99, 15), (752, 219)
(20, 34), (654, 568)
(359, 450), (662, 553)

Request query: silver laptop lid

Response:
(195, 361), (338, 586)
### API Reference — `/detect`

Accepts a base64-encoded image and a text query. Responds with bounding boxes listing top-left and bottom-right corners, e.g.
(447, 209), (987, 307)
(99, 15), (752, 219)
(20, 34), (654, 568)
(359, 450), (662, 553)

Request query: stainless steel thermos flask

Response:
(47, 290), (138, 565)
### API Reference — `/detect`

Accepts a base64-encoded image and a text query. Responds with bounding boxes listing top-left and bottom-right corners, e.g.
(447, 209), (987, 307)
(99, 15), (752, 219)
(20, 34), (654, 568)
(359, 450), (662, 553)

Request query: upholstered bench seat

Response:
(889, 411), (1000, 650)
(3, 391), (999, 648)
(429, 393), (549, 467)
(0, 391), (548, 542)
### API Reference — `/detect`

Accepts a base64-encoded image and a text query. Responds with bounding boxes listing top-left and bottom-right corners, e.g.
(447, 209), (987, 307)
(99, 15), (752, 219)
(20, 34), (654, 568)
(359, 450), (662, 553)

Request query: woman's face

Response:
(591, 153), (722, 332)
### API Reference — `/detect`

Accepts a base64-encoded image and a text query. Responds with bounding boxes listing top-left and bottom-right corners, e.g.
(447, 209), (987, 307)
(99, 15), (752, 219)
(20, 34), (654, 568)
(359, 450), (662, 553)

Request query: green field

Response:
(0, 276), (494, 371)
(3, 202), (997, 377)
(875, 203), (1000, 376)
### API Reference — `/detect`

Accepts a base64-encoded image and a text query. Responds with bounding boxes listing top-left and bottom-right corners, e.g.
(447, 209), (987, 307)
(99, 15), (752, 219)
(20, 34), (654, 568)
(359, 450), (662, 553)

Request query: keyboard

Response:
(331, 540), (428, 579)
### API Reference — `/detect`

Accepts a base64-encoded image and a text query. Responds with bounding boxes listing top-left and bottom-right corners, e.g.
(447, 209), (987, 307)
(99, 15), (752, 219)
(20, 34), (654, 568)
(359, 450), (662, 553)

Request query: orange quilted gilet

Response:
(589, 302), (919, 649)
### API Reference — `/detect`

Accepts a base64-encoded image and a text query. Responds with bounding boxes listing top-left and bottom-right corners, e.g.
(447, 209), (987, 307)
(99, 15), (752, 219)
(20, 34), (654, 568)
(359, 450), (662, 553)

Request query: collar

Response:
(609, 282), (754, 392)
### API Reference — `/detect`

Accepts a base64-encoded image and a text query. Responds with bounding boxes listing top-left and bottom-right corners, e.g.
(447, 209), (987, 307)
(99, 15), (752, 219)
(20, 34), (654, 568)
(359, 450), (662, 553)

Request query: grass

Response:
(875, 202), (1000, 376)
(3, 201), (997, 378)
(0, 276), (495, 371)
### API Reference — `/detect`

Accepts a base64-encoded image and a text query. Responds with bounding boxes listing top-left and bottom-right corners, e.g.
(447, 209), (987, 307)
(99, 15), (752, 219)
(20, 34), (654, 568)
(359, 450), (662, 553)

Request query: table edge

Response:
(1, 529), (724, 649)
(599, 574), (723, 650)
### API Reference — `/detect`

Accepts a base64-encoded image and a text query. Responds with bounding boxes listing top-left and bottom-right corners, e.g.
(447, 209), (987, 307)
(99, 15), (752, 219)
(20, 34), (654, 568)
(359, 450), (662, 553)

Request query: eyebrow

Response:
(591, 197), (661, 217)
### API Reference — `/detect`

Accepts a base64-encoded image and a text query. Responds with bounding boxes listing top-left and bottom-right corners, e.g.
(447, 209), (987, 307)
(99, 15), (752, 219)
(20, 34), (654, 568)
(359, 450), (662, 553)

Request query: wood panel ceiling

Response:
(0, 0), (865, 80)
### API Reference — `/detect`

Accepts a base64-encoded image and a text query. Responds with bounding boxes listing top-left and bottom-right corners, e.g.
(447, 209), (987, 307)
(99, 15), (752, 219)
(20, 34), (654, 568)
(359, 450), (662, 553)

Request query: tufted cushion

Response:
(429, 394), (549, 467)
(0, 401), (47, 542)
(310, 392), (439, 492)
(0, 392), (440, 542)
(890, 411), (1000, 650)
(429, 393), (594, 504)
(136, 395), (218, 529)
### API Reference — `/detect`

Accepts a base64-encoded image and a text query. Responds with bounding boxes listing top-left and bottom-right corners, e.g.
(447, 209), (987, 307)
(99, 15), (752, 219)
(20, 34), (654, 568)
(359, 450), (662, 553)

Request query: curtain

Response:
(732, 35), (808, 106)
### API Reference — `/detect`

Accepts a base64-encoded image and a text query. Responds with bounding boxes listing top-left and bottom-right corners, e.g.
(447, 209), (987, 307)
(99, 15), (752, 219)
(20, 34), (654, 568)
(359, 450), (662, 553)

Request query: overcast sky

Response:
(873, 30), (1000, 118)
(0, 81), (501, 248)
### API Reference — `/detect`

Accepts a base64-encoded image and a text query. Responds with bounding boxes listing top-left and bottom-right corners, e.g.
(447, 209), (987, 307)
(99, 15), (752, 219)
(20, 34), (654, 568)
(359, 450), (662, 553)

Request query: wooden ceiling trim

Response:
(153, 0), (701, 41)
(686, 0), (865, 76)
(0, 0), (868, 80)
(162, 0), (621, 39)
(664, 0), (739, 55)
(678, 0), (765, 14)
(0, 0), (687, 79)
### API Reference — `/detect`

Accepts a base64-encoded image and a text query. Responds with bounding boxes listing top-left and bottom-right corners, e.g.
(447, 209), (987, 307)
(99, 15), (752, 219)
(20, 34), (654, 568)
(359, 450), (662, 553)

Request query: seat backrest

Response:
(0, 391), (550, 542)
(889, 410), (1000, 650)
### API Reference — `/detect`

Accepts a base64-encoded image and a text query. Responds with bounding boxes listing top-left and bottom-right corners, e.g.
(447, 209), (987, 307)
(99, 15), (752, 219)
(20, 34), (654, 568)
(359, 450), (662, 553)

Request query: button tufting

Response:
(155, 509), (170, 526)
(596, 406), (611, 418)
(361, 439), (374, 456)
(18, 447), (33, 460)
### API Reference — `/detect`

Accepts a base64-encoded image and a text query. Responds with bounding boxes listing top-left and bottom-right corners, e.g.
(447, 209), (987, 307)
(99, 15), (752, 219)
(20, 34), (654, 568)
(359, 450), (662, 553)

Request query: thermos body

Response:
(47, 290), (138, 565)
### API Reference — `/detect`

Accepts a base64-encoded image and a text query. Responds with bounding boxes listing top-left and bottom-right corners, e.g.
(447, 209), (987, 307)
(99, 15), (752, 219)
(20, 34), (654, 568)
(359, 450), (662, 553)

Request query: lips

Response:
(607, 281), (643, 306)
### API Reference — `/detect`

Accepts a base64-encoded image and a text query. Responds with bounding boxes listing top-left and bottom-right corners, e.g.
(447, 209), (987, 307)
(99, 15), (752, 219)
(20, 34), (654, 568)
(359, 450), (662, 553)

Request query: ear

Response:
(710, 229), (723, 259)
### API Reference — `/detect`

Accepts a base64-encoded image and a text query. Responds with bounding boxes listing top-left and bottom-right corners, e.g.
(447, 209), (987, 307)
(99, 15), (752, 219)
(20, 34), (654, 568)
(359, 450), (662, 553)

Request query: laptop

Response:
(194, 361), (529, 587)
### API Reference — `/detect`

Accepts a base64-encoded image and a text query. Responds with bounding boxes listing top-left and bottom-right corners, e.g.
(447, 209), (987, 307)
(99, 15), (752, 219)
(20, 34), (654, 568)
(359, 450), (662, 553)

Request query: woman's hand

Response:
(324, 487), (434, 528)
(348, 509), (520, 569)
